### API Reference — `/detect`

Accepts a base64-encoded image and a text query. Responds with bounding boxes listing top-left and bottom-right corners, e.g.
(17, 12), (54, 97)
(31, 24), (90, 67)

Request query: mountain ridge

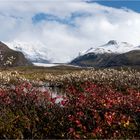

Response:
(79, 40), (140, 56)
(3, 40), (140, 67)
(0, 41), (32, 67)
(5, 40), (52, 63)
(71, 40), (140, 68)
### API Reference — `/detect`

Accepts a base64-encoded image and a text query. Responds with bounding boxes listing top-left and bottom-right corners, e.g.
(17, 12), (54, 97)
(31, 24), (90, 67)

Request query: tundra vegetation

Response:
(0, 66), (140, 139)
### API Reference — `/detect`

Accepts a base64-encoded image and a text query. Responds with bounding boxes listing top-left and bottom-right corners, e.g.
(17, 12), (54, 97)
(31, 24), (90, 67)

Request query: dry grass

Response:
(0, 66), (140, 91)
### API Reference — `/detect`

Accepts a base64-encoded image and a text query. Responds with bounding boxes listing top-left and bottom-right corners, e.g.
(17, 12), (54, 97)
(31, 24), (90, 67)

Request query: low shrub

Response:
(0, 80), (140, 139)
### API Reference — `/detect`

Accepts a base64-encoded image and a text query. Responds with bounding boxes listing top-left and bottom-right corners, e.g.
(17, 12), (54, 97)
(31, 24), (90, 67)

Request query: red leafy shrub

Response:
(0, 81), (140, 139)
(65, 82), (140, 139)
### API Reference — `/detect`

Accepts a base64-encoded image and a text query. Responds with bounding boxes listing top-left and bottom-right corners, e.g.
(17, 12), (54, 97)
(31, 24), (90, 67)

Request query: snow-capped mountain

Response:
(4, 40), (140, 65)
(5, 40), (53, 63)
(0, 41), (32, 67)
(80, 40), (140, 56)
(71, 40), (140, 68)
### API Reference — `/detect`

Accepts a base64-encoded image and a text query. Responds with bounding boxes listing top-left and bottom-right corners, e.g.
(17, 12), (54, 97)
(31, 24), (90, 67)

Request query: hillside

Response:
(5, 40), (51, 63)
(70, 50), (140, 68)
(0, 41), (32, 67)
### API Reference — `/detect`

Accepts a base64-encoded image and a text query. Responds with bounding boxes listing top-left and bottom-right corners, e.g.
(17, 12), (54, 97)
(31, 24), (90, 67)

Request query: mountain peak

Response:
(5, 40), (52, 63)
(79, 40), (140, 56)
(0, 41), (32, 67)
(107, 40), (118, 45)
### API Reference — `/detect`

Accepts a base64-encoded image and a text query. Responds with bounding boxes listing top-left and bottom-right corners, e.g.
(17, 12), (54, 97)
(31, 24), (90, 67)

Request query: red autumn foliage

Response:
(0, 80), (140, 139)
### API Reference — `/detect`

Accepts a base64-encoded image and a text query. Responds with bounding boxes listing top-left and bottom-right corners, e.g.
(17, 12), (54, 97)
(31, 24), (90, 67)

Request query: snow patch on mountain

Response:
(5, 40), (54, 63)
(4, 40), (140, 64)
(80, 40), (140, 56)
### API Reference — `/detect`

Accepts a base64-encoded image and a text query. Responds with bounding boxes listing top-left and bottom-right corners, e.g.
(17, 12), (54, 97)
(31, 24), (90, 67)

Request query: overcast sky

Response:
(1, 0), (140, 62)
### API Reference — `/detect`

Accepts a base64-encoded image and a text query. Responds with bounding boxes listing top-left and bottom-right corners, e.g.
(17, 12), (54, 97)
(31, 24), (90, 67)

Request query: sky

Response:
(88, 0), (140, 13)
(0, 0), (140, 62)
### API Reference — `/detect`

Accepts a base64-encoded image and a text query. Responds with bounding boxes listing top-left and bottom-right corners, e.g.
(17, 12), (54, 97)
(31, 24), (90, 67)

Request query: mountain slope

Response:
(5, 40), (52, 63)
(71, 50), (140, 67)
(105, 50), (140, 67)
(0, 41), (32, 67)
(80, 40), (139, 55)
(71, 40), (140, 68)
(71, 52), (116, 67)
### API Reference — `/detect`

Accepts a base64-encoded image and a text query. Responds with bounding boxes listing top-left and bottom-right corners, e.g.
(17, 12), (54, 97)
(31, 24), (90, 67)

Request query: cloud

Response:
(32, 12), (91, 27)
(0, 1), (140, 62)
